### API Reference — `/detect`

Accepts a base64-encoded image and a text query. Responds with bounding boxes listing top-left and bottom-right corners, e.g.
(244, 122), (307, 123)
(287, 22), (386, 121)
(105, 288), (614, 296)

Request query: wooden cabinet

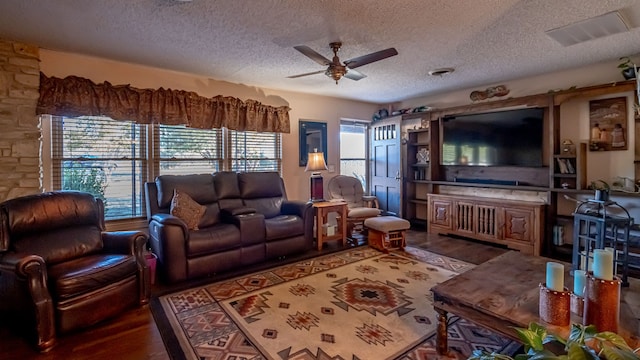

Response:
(552, 142), (587, 190)
(428, 194), (544, 255)
(404, 120), (440, 227)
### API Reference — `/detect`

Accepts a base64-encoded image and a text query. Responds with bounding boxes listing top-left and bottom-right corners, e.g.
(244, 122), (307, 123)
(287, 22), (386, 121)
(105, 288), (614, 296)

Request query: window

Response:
(158, 125), (222, 175)
(339, 121), (368, 189)
(47, 116), (281, 220)
(228, 130), (281, 172)
(51, 116), (146, 220)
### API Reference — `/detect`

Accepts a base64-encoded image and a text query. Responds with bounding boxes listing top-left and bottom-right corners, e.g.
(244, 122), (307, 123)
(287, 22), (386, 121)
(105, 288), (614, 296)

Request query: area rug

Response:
(151, 247), (521, 360)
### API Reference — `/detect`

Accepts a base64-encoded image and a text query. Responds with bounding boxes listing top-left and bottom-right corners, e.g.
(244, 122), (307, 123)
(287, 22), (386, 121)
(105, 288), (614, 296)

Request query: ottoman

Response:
(364, 216), (411, 253)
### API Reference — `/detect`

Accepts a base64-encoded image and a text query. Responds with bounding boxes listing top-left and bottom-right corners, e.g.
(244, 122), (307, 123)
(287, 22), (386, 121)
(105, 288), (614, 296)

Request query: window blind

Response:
(228, 130), (281, 173)
(51, 116), (146, 220)
(158, 125), (222, 175)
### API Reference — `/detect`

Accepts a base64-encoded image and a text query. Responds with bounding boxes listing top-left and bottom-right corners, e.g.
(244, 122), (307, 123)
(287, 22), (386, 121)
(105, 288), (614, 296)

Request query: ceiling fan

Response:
(288, 42), (398, 84)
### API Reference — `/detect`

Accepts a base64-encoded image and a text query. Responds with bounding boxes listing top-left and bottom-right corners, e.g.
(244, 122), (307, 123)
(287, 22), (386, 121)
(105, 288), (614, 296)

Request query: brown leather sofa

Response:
(0, 191), (150, 352)
(145, 171), (314, 283)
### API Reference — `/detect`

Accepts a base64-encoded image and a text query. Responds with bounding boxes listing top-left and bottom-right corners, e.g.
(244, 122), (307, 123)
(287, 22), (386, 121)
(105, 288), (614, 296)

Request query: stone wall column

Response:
(0, 38), (41, 201)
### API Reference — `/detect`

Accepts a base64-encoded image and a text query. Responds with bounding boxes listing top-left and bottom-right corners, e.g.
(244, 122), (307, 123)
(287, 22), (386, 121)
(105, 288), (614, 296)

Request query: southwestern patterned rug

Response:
(151, 247), (521, 359)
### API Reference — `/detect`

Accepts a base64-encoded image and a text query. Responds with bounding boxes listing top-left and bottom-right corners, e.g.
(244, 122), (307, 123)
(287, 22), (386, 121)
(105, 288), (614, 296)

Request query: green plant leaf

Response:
(514, 323), (547, 351)
(525, 350), (566, 360)
(601, 345), (640, 360)
(566, 343), (599, 360)
(594, 332), (633, 351)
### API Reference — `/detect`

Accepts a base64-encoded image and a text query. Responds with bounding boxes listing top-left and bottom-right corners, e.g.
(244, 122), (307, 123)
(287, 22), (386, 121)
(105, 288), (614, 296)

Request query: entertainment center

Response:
(401, 79), (639, 257)
(428, 194), (544, 255)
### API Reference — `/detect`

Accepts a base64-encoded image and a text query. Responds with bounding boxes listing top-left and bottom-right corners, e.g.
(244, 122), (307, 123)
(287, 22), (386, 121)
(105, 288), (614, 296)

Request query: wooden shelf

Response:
(404, 120), (438, 225)
(429, 180), (550, 192)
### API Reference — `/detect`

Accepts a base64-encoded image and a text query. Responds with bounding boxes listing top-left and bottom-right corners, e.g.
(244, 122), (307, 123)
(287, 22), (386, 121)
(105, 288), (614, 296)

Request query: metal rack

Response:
(572, 199), (631, 286)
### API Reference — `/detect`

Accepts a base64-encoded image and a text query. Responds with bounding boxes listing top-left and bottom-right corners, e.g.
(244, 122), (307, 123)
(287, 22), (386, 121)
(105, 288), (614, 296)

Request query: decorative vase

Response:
(594, 189), (609, 202)
(583, 273), (621, 333)
(622, 67), (636, 80)
(539, 283), (571, 326)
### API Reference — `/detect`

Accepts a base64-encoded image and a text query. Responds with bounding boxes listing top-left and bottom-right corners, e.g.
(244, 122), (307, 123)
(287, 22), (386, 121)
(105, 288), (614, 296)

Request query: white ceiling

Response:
(0, 0), (639, 104)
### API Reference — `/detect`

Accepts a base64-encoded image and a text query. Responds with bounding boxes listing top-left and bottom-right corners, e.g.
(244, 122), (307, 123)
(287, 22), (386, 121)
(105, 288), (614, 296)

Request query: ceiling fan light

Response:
(428, 68), (455, 76)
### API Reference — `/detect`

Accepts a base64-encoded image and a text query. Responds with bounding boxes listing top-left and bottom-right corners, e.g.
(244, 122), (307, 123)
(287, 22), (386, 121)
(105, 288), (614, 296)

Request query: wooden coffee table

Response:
(431, 251), (639, 356)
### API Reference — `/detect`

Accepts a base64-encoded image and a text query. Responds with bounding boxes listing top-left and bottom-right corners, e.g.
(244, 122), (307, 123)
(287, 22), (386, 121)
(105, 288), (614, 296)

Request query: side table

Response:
(313, 201), (348, 251)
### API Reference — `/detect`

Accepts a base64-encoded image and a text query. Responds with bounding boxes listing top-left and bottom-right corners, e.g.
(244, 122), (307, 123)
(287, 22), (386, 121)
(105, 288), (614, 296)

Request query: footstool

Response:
(364, 216), (410, 253)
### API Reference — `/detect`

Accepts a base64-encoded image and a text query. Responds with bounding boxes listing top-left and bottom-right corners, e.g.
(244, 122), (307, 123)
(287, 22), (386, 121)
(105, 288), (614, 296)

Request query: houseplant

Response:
(469, 322), (639, 360)
(618, 57), (637, 80)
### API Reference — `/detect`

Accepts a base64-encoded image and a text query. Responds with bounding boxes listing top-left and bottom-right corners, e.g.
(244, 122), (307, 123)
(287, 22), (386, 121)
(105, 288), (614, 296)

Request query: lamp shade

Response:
(305, 152), (328, 172)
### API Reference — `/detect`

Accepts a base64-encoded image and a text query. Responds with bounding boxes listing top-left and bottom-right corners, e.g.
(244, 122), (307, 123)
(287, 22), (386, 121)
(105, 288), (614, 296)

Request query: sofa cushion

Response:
(349, 207), (382, 218)
(3, 192), (104, 264)
(156, 174), (217, 208)
(265, 215), (304, 241)
(171, 190), (206, 230)
(16, 226), (104, 265)
(238, 172), (284, 198)
(214, 172), (244, 210)
(187, 223), (241, 256)
(47, 254), (137, 299)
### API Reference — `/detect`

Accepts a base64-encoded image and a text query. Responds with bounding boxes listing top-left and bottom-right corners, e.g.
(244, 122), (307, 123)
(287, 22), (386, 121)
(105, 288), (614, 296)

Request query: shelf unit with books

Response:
(552, 142), (587, 190)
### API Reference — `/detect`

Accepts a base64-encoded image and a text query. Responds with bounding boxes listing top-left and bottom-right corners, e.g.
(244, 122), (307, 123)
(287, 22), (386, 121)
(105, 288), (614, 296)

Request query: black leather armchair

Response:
(0, 191), (150, 352)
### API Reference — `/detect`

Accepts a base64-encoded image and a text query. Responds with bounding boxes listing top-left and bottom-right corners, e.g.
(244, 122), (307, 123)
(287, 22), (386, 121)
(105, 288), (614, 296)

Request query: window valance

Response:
(36, 73), (290, 133)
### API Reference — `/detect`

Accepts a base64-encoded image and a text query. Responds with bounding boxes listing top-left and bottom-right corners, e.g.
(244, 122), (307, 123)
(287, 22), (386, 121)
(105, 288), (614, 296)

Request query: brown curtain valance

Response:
(36, 73), (290, 133)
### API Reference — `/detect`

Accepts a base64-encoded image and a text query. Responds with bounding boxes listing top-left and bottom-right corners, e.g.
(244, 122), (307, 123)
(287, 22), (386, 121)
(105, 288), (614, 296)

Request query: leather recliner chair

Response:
(0, 191), (150, 352)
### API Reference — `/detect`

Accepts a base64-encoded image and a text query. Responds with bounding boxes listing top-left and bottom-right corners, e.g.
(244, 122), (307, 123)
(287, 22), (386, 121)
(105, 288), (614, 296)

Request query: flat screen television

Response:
(441, 108), (544, 167)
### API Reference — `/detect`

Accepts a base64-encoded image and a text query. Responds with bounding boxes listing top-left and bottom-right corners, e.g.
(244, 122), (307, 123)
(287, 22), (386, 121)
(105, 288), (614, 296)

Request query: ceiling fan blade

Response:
(344, 68), (367, 81)
(293, 45), (331, 66)
(344, 48), (398, 69)
(287, 70), (326, 79)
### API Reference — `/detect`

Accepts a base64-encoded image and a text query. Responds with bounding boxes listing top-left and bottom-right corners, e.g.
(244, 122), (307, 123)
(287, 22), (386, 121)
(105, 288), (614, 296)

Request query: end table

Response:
(313, 201), (348, 251)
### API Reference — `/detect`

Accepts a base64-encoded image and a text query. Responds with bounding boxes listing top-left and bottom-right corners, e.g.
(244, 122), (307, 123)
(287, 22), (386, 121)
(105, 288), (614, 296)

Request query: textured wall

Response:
(0, 38), (41, 201)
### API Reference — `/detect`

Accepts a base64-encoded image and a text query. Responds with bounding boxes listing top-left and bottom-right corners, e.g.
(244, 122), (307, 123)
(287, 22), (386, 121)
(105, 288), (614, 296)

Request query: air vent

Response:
(546, 11), (631, 47)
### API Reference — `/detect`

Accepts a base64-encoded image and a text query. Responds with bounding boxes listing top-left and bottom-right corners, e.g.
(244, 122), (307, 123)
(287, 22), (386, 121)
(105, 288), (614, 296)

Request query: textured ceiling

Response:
(0, 0), (639, 104)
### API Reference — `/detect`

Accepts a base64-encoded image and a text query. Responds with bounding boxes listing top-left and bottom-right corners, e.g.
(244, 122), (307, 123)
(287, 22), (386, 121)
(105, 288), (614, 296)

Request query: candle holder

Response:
(570, 293), (584, 317)
(583, 273), (621, 332)
(539, 283), (570, 326)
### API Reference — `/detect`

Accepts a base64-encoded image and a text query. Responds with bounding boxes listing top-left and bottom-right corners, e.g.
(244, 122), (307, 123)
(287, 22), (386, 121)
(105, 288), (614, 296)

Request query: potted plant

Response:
(590, 180), (611, 202)
(618, 57), (637, 80)
(469, 322), (639, 360)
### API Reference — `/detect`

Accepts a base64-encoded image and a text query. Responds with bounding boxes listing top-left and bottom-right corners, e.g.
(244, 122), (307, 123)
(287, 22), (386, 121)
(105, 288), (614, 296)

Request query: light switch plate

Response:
(328, 165), (335, 173)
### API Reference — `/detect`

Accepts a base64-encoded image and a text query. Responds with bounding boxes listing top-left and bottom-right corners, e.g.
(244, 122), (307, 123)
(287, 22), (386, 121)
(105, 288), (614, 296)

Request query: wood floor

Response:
(0, 231), (610, 359)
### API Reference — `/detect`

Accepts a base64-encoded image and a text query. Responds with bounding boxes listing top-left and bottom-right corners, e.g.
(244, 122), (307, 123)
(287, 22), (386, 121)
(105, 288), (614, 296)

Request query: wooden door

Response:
(370, 117), (402, 216)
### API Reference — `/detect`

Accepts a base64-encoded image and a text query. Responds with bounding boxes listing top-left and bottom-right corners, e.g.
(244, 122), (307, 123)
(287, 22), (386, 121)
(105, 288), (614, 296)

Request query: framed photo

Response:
(589, 97), (628, 151)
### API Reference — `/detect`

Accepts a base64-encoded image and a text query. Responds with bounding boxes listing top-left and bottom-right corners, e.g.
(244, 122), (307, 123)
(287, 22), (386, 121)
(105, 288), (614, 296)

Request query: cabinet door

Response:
(475, 203), (498, 240)
(429, 198), (452, 231)
(454, 200), (475, 236)
(502, 207), (534, 243)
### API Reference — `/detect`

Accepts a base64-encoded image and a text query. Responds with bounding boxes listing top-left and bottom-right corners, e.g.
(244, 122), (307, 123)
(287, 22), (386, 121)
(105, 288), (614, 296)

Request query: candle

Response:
(573, 270), (586, 297)
(546, 262), (564, 291)
(593, 249), (614, 280)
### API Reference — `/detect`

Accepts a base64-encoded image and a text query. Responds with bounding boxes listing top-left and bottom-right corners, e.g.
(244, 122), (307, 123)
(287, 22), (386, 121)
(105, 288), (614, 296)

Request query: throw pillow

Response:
(170, 189), (206, 230)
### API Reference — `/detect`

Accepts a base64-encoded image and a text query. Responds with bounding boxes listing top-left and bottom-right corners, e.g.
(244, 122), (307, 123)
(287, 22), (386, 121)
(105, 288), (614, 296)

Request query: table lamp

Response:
(305, 149), (328, 202)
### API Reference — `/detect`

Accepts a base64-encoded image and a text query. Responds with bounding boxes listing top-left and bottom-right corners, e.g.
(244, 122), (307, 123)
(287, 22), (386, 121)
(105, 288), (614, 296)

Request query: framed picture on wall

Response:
(589, 97), (628, 151)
